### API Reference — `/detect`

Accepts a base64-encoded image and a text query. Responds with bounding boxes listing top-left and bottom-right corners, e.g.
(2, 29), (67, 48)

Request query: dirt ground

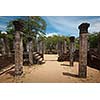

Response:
(0, 54), (100, 83)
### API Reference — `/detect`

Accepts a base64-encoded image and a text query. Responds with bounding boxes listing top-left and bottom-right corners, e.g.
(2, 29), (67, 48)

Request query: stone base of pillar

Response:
(70, 61), (74, 67)
(79, 65), (87, 78)
(15, 67), (23, 75)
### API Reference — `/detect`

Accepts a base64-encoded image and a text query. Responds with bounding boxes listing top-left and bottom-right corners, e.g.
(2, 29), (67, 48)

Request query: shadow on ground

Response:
(63, 72), (79, 78)
(61, 64), (71, 66)
(7, 70), (23, 77)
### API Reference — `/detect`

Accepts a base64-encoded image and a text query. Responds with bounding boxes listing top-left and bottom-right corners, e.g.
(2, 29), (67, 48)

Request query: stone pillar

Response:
(37, 40), (40, 53)
(1, 38), (6, 55)
(78, 23), (90, 78)
(28, 37), (33, 65)
(3, 36), (11, 57)
(69, 36), (75, 66)
(13, 21), (24, 75)
(1, 32), (11, 56)
(63, 39), (67, 54)
(57, 41), (63, 57)
(39, 40), (44, 59)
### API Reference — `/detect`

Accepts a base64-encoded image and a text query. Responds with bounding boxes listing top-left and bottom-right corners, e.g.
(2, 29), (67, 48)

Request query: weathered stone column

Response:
(63, 39), (67, 54)
(39, 40), (44, 59)
(69, 36), (75, 66)
(78, 23), (90, 78)
(57, 41), (63, 57)
(1, 38), (6, 55)
(13, 21), (24, 75)
(37, 40), (40, 53)
(1, 32), (11, 57)
(28, 37), (33, 65)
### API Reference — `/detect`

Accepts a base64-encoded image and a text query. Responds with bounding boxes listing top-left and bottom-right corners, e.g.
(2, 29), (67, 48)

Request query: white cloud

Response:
(45, 16), (100, 36)
(0, 24), (7, 31)
(46, 32), (59, 37)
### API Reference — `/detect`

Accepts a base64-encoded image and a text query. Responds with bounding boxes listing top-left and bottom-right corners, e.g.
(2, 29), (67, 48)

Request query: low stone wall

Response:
(0, 55), (14, 70)
(57, 49), (100, 70)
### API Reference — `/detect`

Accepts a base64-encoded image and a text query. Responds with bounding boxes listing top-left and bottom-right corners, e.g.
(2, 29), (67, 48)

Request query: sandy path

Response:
(0, 54), (100, 83)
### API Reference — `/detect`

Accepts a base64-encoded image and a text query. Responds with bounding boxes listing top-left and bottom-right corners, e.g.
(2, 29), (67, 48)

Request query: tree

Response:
(45, 35), (69, 53)
(7, 16), (47, 51)
(88, 32), (99, 48)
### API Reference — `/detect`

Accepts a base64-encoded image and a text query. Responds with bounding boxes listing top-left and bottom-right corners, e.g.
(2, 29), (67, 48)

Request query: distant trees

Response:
(44, 32), (100, 54)
(45, 35), (69, 53)
(88, 32), (100, 48)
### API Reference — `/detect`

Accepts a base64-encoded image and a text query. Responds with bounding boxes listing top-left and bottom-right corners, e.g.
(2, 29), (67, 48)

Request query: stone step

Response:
(33, 52), (37, 55)
(38, 60), (45, 64)
(35, 56), (41, 60)
(38, 58), (43, 62)
(34, 54), (39, 57)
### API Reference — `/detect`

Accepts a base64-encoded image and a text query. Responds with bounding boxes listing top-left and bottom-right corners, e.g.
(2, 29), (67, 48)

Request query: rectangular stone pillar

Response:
(69, 36), (75, 66)
(3, 36), (11, 57)
(28, 39), (33, 65)
(78, 23), (90, 78)
(63, 39), (67, 54)
(39, 40), (44, 59)
(15, 31), (23, 75)
(13, 20), (24, 75)
(57, 41), (63, 57)
(1, 38), (6, 55)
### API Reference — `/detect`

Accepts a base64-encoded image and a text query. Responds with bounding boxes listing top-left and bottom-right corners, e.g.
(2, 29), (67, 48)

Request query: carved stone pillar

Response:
(78, 23), (90, 78)
(39, 40), (44, 59)
(28, 37), (33, 65)
(57, 41), (63, 57)
(69, 36), (75, 66)
(13, 21), (24, 75)
(63, 39), (67, 54)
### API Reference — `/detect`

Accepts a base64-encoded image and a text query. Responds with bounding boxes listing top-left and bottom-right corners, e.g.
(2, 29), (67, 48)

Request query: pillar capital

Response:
(78, 23), (90, 33)
(69, 36), (75, 42)
(13, 20), (24, 31)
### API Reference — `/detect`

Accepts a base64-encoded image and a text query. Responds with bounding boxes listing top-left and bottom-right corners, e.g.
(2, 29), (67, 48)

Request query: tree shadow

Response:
(62, 72), (79, 78)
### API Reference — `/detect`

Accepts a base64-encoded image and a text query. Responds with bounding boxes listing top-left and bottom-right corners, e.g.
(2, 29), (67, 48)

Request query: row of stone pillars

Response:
(13, 20), (90, 78)
(69, 23), (90, 78)
(13, 20), (45, 75)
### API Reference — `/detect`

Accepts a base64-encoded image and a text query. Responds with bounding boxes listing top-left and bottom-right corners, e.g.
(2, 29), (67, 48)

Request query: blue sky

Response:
(0, 16), (100, 37)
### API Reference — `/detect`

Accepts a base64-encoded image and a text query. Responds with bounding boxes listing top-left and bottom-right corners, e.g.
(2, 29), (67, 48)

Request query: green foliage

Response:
(45, 35), (69, 52)
(5, 16), (47, 50)
(88, 32), (99, 48)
